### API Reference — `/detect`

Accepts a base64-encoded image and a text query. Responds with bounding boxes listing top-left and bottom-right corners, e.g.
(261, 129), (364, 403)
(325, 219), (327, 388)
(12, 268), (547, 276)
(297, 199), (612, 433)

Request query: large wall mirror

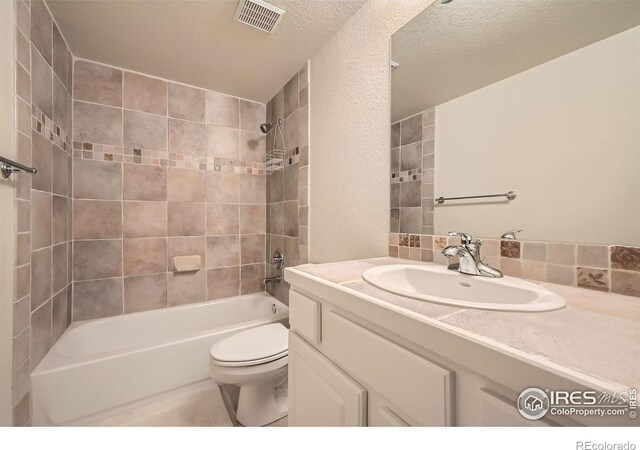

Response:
(391, 0), (640, 246)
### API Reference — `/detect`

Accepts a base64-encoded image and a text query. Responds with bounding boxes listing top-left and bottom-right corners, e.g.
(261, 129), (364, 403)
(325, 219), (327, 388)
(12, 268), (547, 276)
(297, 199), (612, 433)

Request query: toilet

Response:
(209, 323), (289, 426)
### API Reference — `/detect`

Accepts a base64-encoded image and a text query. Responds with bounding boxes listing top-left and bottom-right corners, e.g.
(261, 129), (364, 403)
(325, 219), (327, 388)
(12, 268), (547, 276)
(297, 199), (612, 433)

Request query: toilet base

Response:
(236, 377), (288, 427)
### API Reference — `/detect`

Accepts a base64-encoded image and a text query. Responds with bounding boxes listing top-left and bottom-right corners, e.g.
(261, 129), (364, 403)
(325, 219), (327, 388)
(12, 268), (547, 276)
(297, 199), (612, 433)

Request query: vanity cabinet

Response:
(285, 279), (619, 427)
(288, 333), (366, 426)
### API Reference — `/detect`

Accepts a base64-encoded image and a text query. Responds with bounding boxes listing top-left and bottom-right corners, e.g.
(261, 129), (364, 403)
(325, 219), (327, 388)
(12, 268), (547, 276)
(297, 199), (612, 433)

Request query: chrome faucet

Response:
(441, 232), (503, 278)
(501, 229), (523, 240)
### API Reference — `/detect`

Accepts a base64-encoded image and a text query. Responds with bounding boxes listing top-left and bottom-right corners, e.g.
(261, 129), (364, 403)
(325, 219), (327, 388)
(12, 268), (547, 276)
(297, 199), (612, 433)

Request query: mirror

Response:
(391, 0), (640, 246)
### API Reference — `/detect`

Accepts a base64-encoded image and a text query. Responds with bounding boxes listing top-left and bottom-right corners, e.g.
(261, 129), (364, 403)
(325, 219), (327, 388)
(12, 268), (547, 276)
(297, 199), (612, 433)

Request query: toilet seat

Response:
(210, 323), (288, 367)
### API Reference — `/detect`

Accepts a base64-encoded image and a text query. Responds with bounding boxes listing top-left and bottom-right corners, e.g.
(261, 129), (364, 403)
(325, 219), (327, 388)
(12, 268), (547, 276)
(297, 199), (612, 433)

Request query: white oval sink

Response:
(362, 264), (566, 312)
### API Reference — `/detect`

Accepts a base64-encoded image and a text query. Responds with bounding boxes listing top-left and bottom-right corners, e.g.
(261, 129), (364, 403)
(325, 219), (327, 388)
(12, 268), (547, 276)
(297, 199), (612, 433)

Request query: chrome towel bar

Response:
(435, 191), (516, 204)
(0, 155), (37, 179)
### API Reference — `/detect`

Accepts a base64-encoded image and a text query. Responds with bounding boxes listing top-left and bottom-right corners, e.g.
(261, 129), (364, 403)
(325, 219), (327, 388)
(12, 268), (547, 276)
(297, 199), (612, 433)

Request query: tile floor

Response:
(90, 380), (287, 427)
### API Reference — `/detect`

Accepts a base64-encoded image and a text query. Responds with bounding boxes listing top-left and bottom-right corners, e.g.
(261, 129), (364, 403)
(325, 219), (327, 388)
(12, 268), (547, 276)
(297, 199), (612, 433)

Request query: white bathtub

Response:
(32, 292), (289, 426)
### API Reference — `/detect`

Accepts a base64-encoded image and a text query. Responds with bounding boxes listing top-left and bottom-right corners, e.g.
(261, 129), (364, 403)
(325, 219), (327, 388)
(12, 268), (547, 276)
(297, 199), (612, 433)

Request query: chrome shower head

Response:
(259, 119), (281, 134)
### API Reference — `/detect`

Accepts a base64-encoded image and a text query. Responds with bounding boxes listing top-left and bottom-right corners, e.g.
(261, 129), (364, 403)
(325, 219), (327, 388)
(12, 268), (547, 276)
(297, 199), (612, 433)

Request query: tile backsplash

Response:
(389, 233), (640, 298)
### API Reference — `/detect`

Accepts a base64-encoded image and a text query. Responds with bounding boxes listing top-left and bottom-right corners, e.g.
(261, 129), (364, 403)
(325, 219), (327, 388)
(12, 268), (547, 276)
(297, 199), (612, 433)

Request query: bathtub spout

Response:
(263, 276), (281, 285)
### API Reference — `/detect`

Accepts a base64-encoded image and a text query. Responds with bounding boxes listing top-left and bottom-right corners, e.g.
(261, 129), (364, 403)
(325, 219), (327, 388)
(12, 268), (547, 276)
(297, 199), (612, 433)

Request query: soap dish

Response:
(173, 255), (201, 272)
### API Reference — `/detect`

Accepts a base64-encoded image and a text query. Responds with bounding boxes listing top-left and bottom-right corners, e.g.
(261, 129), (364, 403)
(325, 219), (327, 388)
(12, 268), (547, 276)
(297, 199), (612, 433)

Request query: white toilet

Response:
(209, 323), (289, 426)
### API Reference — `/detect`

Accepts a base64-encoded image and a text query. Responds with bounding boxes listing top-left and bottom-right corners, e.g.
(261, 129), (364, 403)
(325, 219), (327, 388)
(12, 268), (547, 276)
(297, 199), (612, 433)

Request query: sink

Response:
(362, 264), (566, 312)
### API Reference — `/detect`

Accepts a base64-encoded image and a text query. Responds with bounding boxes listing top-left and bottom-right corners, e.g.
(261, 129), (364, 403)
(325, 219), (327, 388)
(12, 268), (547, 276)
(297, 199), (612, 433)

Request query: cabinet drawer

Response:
(479, 389), (552, 427)
(289, 291), (321, 345)
(323, 312), (453, 426)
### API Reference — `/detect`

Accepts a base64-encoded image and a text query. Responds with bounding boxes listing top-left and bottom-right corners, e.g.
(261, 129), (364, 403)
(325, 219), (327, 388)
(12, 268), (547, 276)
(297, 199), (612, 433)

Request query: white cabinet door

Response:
(289, 333), (367, 426)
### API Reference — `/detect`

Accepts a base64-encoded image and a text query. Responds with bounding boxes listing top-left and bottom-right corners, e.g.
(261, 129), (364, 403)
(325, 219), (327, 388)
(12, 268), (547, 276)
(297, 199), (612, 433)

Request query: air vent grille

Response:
(234, 0), (285, 34)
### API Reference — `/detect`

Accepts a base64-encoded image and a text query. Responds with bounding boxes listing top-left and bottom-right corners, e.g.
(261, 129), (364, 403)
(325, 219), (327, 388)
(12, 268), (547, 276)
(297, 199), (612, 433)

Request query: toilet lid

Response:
(210, 323), (288, 364)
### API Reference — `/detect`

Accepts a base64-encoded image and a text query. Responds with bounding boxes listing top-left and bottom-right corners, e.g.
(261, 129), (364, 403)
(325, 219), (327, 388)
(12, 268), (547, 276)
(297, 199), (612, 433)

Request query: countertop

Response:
(288, 257), (640, 391)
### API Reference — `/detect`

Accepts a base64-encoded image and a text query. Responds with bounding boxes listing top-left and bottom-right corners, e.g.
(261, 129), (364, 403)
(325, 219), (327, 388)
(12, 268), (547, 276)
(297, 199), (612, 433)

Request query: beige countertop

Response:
(291, 257), (640, 390)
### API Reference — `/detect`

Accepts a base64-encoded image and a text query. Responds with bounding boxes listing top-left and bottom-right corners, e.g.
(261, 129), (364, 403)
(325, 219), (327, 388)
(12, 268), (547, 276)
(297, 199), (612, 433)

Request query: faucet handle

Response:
(447, 231), (473, 244)
(501, 229), (523, 240)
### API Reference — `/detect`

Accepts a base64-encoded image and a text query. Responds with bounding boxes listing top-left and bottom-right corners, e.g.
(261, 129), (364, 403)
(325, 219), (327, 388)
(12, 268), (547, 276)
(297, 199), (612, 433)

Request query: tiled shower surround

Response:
(265, 63), (310, 305)
(70, 59), (271, 318)
(389, 233), (640, 298)
(11, 0), (73, 425)
(390, 108), (434, 234)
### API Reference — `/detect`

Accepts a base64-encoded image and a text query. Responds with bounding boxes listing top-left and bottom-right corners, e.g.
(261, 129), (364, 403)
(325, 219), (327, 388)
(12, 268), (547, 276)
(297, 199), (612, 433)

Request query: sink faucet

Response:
(441, 232), (503, 278)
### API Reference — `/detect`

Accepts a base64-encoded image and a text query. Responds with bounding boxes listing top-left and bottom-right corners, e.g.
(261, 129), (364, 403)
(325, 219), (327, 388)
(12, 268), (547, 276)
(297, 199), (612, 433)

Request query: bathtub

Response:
(32, 292), (289, 426)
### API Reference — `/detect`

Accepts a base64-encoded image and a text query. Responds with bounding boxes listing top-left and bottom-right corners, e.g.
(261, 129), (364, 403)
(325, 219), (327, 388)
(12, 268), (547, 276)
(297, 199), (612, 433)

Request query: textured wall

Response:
(308, 0), (435, 263)
(71, 60), (269, 321)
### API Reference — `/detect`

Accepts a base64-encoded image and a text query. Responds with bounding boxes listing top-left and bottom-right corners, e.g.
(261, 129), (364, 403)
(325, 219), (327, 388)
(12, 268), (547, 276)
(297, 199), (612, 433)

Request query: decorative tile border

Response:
(391, 168), (422, 184)
(72, 141), (267, 175)
(389, 233), (640, 298)
(32, 106), (71, 154)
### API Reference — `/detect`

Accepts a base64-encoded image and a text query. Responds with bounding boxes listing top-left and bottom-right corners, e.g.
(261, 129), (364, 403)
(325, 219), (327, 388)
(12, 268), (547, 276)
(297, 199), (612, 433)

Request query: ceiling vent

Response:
(234, 0), (285, 34)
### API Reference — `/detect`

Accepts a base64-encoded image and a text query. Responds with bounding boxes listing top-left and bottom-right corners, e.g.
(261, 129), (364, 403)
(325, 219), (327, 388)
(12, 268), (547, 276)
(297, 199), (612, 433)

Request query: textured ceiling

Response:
(47, 0), (368, 102)
(392, 0), (640, 122)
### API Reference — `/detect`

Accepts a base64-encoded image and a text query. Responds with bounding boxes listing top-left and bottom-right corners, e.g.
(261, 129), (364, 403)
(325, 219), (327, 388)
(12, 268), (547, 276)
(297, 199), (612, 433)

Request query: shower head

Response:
(259, 119), (281, 134)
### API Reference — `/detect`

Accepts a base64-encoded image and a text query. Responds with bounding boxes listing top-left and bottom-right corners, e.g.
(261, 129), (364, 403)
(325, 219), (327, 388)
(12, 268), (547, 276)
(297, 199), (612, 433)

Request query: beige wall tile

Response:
(52, 146), (68, 196)
(123, 238), (167, 276)
(73, 159), (122, 200)
(240, 205), (266, 234)
(14, 265), (30, 303)
(206, 235), (240, 268)
(283, 74), (298, 119)
(123, 164), (166, 201)
(241, 234), (265, 265)
(611, 270), (640, 297)
(123, 72), (167, 115)
(206, 204), (239, 236)
(547, 264), (576, 286)
(610, 246), (640, 272)
(124, 110), (168, 151)
(239, 174), (265, 204)
(521, 260), (547, 282)
(74, 60), (122, 107)
(168, 118), (206, 156)
(15, 234), (30, 267)
(31, 190), (51, 250)
(31, 247), (51, 311)
(168, 202), (205, 236)
(167, 168), (205, 202)
(283, 201), (298, 237)
(206, 125), (239, 160)
(73, 101), (123, 145)
(207, 267), (240, 300)
(31, 131), (52, 192)
(13, 329), (29, 371)
(52, 288), (69, 342)
(73, 278), (123, 321)
(268, 203), (283, 235)
(123, 201), (167, 238)
(167, 237), (206, 271)
(500, 258), (522, 277)
(168, 271), (206, 306)
(240, 100), (265, 132)
(32, 43), (52, 117)
(124, 273), (168, 313)
(168, 82), (205, 121)
(240, 131), (265, 162)
(31, 300), (52, 369)
(52, 243), (67, 293)
(522, 242), (546, 261)
(73, 240), (122, 281)
(52, 77), (69, 133)
(577, 245), (608, 268)
(241, 263), (265, 295)
(15, 199), (30, 234)
(52, 25), (69, 91)
(31, 1), (52, 63)
(205, 171), (239, 204)
(547, 243), (576, 266)
(52, 195), (68, 244)
(283, 164), (297, 201)
(205, 91), (239, 127)
(73, 200), (122, 240)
